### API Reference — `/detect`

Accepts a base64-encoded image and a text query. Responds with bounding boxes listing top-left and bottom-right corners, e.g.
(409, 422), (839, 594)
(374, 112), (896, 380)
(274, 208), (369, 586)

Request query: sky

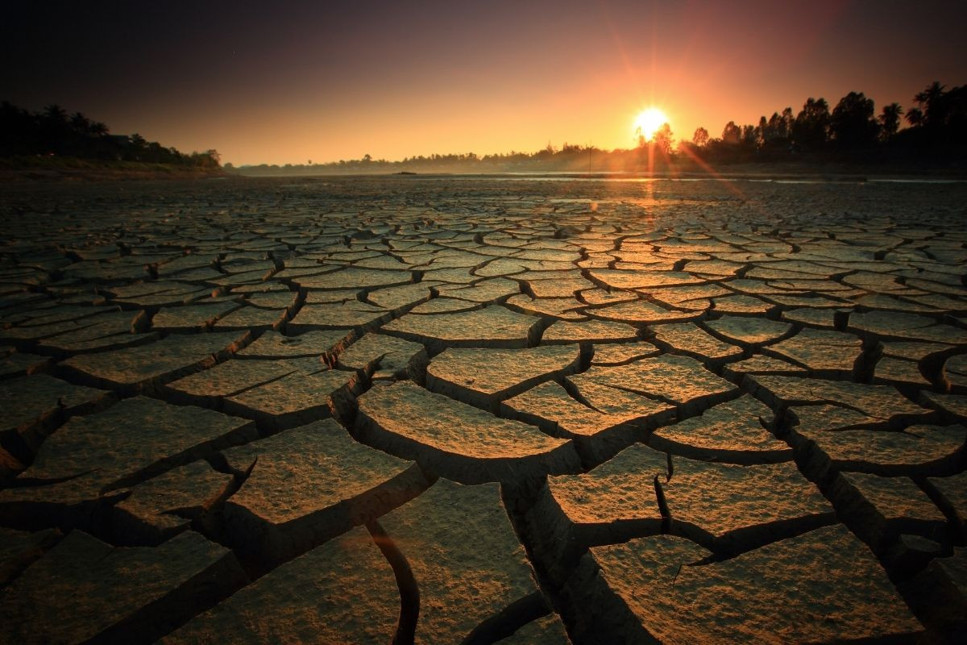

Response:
(3, 0), (966, 166)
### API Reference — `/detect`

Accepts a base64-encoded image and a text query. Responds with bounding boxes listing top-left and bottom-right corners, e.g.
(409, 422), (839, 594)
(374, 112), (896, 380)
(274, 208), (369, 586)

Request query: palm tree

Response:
(913, 81), (946, 128)
(878, 103), (903, 141)
(69, 112), (91, 133)
(906, 107), (924, 128)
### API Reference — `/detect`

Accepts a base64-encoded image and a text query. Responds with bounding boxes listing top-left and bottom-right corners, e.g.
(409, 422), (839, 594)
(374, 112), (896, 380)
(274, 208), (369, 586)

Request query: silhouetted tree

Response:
(901, 82), (967, 148)
(944, 85), (967, 144)
(722, 121), (741, 145)
(756, 116), (768, 148)
(913, 81), (946, 128)
(792, 97), (830, 150)
(43, 104), (68, 124)
(741, 124), (757, 147)
(830, 91), (879, 148)
(878, 103), (903, 142)
(652, 123), (674, 156)
(0, 101), (219, 168)
(692, 127), (709, 148)
(906, 107), (924, 128)
(781, 108), (794, 138)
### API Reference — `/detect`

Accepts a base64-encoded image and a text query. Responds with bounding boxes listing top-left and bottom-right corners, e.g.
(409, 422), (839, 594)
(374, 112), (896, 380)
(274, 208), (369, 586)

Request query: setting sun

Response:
(633, 107), (669, 142)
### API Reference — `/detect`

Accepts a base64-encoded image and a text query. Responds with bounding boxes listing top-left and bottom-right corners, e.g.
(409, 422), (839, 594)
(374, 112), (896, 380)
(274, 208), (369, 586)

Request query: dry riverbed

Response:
(0, 175), (965, 643)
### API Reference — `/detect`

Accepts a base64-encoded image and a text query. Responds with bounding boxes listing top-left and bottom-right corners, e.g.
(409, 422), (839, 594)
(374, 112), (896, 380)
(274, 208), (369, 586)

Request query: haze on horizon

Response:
(3, 0), (965, 166)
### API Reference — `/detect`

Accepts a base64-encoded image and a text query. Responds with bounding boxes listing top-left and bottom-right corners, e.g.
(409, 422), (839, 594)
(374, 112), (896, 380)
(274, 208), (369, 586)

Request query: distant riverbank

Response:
(0, 157), (226, 182)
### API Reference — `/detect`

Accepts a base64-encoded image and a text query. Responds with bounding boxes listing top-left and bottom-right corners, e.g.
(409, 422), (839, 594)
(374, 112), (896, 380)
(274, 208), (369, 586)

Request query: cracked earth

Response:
(0, 176), (965, 643)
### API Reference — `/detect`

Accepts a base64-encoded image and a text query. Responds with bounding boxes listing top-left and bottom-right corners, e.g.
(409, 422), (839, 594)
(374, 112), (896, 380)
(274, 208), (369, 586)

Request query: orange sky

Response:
(3, 1), (966, 165)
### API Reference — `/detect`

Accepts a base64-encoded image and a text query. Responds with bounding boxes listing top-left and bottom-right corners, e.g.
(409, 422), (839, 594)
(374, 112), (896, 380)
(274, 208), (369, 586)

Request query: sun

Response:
(633, 107), (669, 141)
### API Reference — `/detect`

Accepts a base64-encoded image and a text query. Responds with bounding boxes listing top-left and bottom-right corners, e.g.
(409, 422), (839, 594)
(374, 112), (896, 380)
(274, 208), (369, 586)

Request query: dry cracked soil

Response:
(0, 174), (966, 643)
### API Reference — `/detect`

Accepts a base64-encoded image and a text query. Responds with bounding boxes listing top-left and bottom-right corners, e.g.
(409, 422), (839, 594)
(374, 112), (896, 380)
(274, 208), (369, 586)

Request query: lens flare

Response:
(633, 107), (669, 141)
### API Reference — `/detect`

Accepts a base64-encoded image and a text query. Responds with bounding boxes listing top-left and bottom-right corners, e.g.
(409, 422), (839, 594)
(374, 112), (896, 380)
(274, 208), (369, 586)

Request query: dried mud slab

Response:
(832, 471), (949, 549)
(722, 353), (808, 380)
(336, 332), (428, 381)
(165, 358), (312, 405)
(0, 349), (49, 379)
(162, 525), (399, 644)
(0, 309), (142, 345)
(577, 524), (923, 643)
(920, 391), (967, 421)
(765, 327), (863, 374)
(746, 374), (929, 424)
(0, 527), (60, 587)
(426, 345), (581, 411)
(113, 460), (234, 544)
(59, 330), (249, 394)
(293, 267), (413, 290)
(223, 367), (361, 429)
(52, 402), (257, 491)
(573, 354), (737, 414)
(875, 356), (933, 387)
(589, 299), (701, 324)
(501, 380), (653, 462)
(650, 394), (792, 463)
(0, 374), (112, 451)
(505, 294), (587, 321)
(379, 478), (547, 644)
(849, 310), (967, 344)
(287, 302), (391, 333)
(791, 416), (966, 477)
(588, 341), (661, 365)
(652, 322), (742, 362)
(563, 374), (677, 423)
(355, 381), (581, 483)
(212, 304), (288, 331)
(368, 281), (438, 310)
(0, 396), (256, 514)
(218, 419), (429, 563)
(703, 314), (791, 346)
(437, 276), (522, 303)
(383, 305), (542, 351)
(589, 269), (704, 291)
(0, 529), (247, 645)
(907, 547), (967, 638)
(534, 443), (668, 548)
(151, 302), (241, 331)
(659, 456), (835, 550)
(540, 318), (640, 343)
(927, 470), (967, 540)
(236, 328), (354, 360)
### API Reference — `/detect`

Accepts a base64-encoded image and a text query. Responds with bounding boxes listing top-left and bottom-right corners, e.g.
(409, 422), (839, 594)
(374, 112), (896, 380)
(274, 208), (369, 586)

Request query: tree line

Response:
(233, 81), (965, 177)
(0, 102), (220, 168)
(680, 81), (967, 164)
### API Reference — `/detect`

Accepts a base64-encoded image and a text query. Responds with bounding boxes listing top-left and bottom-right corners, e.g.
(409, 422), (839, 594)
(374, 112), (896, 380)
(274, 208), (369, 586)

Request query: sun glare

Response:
(633, 107), (669, 142)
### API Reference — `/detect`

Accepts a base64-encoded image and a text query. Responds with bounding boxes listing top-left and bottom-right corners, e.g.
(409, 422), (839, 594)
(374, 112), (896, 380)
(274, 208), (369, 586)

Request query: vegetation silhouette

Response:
(232, 81), (963, 177)
(680, 81), (967, 167)
(0, 102), (220, 170)
(5, 81), (962, 177)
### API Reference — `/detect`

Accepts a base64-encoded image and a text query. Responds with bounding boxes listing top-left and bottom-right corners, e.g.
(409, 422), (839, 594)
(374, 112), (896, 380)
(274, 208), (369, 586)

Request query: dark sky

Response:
(3, 0), (965, 164)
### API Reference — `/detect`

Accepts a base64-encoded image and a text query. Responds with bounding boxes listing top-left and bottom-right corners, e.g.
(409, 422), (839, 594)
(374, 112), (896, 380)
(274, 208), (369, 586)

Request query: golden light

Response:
(633, 107), (669, 142)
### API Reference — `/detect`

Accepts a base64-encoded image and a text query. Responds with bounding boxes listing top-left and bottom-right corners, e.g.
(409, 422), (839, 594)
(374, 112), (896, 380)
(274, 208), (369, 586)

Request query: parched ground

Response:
(0, 175), (965, 643)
